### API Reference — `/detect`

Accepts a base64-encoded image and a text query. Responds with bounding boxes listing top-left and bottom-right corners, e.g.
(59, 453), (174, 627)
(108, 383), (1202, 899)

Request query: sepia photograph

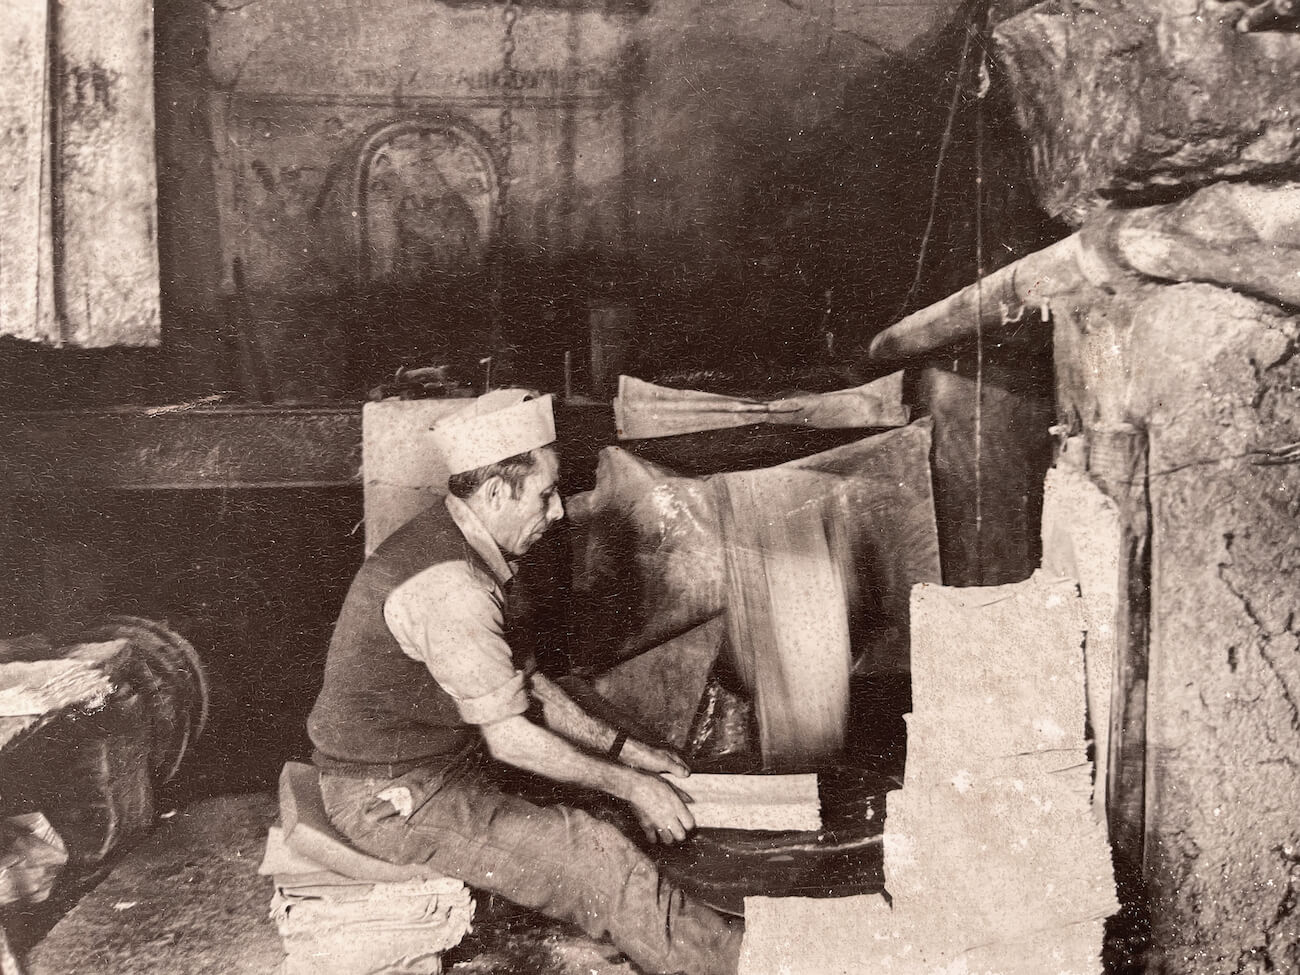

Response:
(0, 0), (1298, 972)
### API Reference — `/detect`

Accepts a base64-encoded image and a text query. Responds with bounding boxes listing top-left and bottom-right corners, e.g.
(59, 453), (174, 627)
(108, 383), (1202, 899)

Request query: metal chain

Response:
(497, 0), (518, 238)
(486, 0), (519, 385)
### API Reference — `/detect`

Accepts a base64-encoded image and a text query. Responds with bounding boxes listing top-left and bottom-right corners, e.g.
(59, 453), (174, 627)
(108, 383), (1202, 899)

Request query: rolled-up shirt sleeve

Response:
(384, 562), (529, 725)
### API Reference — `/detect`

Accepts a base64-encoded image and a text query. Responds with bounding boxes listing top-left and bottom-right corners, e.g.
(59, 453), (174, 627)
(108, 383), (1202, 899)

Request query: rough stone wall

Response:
(995, 0), (1300, 225)
(1137, 286), (1300, 974)
(1055, 279), (1300, 973)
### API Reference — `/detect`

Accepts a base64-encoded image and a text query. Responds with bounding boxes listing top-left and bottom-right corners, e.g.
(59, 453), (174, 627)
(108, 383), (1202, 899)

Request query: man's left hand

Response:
(619, 739), (690, 778)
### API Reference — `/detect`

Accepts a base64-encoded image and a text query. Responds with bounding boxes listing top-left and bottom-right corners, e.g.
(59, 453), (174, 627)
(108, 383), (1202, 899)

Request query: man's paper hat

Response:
(431, 389), (556, 475)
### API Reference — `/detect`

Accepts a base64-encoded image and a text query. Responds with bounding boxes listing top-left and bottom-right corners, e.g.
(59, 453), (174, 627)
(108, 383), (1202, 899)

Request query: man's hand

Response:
(619, 738), (691, 778)
(625, 772), (696, 845)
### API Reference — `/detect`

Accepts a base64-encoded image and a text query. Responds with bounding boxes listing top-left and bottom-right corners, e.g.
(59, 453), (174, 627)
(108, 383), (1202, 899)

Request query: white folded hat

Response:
(431, 390), (556, 475)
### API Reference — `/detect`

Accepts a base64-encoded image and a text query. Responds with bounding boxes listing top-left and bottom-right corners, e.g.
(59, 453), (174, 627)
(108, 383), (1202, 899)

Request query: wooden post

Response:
(1089, 423), (1151, 900)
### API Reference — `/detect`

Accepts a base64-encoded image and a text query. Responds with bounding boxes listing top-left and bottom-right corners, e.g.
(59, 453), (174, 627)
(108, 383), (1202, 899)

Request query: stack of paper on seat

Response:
(662, 773), (821, 832)
(614, 373), (908, 440)
(260, 824), (474, 975)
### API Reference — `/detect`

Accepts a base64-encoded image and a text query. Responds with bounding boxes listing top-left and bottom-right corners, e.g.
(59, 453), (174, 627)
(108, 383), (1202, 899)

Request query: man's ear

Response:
(480, 474), (508, 510)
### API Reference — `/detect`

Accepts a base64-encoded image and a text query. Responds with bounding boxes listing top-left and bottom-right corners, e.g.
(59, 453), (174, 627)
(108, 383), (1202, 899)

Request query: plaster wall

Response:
(202, 0), (969, 298)
(207, 0), (635, 294)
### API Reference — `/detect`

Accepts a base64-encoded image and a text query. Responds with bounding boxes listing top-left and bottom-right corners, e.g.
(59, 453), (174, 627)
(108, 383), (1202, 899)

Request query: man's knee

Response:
(564, 806), (645, 863)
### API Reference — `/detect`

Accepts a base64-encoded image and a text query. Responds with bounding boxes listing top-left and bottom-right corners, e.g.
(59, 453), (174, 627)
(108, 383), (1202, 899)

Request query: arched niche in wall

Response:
(352, 118), (500, 287)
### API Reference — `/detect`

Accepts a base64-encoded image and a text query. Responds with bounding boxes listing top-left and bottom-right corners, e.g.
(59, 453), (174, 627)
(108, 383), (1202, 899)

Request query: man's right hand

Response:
(625, 772), (696, 845)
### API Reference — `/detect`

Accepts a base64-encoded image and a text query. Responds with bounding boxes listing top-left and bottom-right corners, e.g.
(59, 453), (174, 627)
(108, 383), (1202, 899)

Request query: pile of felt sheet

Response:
(738, 573), (1118, 973)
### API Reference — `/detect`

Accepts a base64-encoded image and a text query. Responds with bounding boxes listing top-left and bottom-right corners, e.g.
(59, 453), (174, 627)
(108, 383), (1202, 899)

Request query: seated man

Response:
(307, 389), (742, 975)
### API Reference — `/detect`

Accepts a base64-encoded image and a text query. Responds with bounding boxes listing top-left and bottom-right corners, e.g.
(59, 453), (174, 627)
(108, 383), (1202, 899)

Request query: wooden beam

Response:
(0, 402), (618, 493)
(0, 406), (362, 491)
(865, 235), (1088, 367)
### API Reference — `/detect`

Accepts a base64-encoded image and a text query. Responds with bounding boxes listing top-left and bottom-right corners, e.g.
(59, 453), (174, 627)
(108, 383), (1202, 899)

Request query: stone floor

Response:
(25, 793), (637, 975)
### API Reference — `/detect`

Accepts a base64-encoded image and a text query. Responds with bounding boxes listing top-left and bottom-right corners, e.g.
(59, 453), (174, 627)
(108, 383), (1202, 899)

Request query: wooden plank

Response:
(0, 407), (363, 492)
(1042, 456), (1122, 826)
(55, 0), (160, 346)
(0, 403), (618, 494)
(0, 0), (55, 344)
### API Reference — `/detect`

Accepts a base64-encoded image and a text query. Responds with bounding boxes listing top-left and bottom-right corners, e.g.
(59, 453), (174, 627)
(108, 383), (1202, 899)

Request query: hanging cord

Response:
(894, 2), (981, 321)
(973, 54), (988, 565)
(972, 20), (992, 569)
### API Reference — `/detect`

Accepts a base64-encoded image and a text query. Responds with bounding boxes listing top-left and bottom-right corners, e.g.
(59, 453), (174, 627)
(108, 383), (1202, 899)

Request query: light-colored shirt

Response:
(384, 495), (529, 725)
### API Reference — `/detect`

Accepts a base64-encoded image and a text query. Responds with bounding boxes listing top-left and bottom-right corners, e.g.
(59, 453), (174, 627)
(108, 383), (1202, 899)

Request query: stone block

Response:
(896, 573), (1116, 970)
(1053, 273), (1300, 970)
(737, 573), (1116, 974)
(361, 399), (472, 553)
(995, 0), (1300, 223)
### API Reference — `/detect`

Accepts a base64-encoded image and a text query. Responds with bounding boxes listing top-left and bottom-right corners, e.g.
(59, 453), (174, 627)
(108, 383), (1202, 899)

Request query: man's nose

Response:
(548, 493), (565, 522)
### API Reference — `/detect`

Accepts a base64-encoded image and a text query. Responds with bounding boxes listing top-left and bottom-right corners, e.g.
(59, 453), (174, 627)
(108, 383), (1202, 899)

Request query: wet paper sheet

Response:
(662, 773), (821, 833)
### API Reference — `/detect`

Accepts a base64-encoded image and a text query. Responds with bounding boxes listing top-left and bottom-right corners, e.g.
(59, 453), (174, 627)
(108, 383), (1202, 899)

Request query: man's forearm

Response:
(480, 714), (637, 799)
(529, 671), (620, 754)
(480, 714), (697, 845)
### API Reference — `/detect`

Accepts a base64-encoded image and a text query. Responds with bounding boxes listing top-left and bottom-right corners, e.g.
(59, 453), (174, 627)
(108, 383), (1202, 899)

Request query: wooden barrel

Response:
(0, 617), (209, 868)
(67, 616), (209, 786)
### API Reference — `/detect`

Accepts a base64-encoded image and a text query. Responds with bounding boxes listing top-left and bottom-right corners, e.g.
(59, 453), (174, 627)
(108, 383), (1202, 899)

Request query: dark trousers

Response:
(320, 755), (742, 975)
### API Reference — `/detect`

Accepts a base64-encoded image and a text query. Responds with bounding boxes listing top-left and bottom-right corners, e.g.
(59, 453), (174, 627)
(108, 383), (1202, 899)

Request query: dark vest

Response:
(307, 502), (502, 776)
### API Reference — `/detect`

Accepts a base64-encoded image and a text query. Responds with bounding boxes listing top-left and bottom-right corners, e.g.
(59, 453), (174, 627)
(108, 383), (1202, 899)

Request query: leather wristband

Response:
(608, 730), (628, 760)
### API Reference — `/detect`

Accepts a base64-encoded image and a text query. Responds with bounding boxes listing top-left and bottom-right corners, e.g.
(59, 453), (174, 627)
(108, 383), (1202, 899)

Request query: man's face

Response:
(492, 448), (564, 558)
